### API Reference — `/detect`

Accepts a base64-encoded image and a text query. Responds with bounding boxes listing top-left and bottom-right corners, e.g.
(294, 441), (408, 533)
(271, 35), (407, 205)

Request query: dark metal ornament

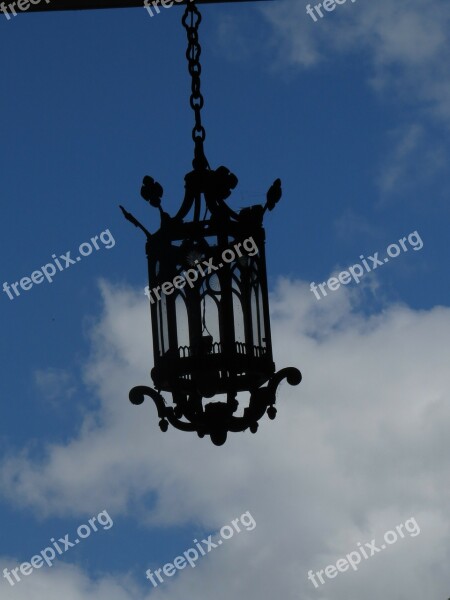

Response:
(120, 0), (301, 445)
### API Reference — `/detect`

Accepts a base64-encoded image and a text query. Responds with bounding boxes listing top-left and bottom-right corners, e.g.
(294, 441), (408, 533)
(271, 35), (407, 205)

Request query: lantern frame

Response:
(120, 0), (301, 445)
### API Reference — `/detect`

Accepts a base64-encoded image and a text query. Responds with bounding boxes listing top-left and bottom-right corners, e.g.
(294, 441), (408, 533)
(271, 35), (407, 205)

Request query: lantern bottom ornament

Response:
(129, 367), (301, 446)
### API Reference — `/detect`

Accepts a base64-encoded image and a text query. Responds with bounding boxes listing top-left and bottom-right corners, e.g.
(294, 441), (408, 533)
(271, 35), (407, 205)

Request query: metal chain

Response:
(182, 1), (206, 144)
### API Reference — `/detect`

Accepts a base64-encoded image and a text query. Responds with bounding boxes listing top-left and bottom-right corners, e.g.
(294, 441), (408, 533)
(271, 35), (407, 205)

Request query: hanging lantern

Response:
(120, 0), (301, 445)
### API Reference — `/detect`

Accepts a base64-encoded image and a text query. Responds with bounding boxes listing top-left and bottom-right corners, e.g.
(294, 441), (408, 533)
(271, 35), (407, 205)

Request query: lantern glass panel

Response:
(251, 286), (259, 348)
(156, 302), (163, 356)
(232, 290), (245, 344)
(175, 294), (189, 349)
(258, 285), (266, 348)
(202, 293), (220, 342)
(164, 294), (171, 354)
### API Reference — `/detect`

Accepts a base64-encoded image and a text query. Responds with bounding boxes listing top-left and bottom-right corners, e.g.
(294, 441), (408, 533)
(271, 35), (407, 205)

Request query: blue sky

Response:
(1, 1), (450, 599)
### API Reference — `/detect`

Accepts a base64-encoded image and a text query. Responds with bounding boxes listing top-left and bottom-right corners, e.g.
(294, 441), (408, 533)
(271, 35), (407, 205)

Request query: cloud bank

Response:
(1, 278), (450, 598)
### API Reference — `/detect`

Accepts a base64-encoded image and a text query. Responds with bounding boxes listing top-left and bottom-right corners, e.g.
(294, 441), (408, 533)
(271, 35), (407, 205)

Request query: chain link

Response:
(182, 1), (206, 143)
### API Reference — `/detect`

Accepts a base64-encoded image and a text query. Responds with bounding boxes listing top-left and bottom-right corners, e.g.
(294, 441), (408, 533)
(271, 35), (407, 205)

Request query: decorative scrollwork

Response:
(128, 366), (302, 446)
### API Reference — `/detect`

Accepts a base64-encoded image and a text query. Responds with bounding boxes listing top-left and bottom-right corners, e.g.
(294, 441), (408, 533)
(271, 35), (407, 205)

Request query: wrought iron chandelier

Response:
(120, 0), (302, 445)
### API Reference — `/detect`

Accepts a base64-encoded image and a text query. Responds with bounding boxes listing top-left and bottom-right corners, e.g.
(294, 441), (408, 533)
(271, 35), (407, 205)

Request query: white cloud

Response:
(333, 209), (379, 242)
(0, 560), (141, 600)
(253, 0), (450, 199)
(34, 367), (77, 406)
(260, 0), (450, 126)
(213, 1), (450, 200)
(376, 122), (446, 200)
(1, 278), (450, 598)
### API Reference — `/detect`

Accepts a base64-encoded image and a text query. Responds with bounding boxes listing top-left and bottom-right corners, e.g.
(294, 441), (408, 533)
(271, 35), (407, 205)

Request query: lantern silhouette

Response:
(120, 0), (301, 445)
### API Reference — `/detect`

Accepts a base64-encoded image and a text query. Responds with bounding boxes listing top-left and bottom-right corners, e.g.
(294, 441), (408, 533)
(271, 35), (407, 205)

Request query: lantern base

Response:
(128, 366), (302, 446)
